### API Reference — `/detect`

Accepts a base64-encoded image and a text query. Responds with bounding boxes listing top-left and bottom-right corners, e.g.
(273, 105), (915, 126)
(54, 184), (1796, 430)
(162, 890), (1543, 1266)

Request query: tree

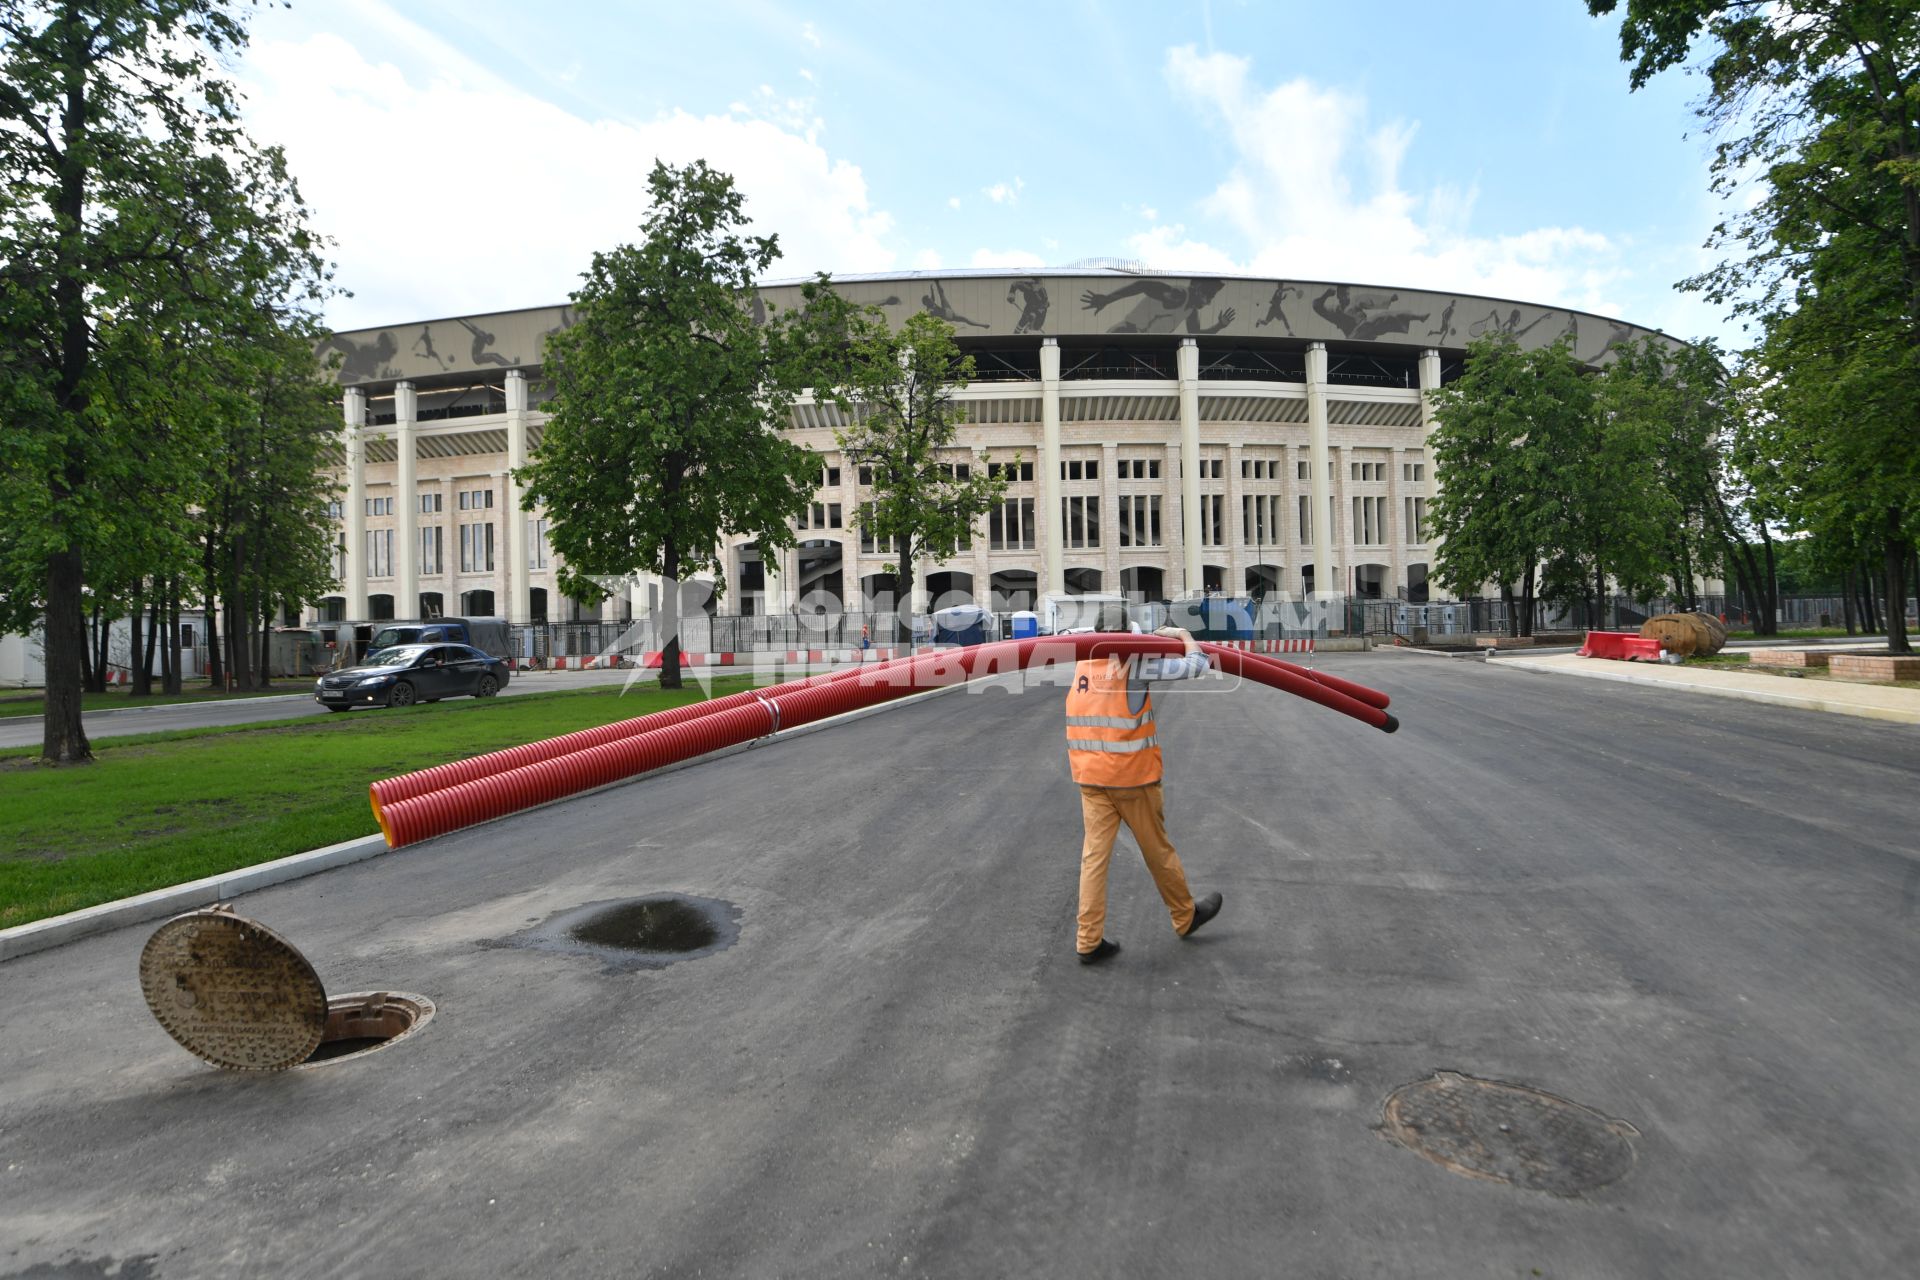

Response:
(820, 311), (1011, 644)
(1592, 337), (1752, 614)
(1590, 0), (1920, 649)
(519, 159), (843, 689)
(0, 1), (331, 760)
(1424, 335), (1564, 635)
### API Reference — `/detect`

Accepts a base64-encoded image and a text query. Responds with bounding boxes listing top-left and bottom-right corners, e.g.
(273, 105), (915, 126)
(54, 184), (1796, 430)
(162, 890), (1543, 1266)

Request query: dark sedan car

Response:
(314, 643), (510, 711)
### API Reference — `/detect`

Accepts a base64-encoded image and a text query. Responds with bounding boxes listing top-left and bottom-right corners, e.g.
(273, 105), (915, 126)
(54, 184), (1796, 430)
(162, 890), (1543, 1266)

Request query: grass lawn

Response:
(1683, 653), (1752, 667)
(0, 677), (754, 929)
(0, 686), (303, 718)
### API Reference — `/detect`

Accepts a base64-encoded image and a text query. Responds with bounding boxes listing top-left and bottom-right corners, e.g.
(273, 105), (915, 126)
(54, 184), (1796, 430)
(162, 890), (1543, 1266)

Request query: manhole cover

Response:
(1381, 1071), (1638, 1196)
(139, 907), (328, 1072)
(485, 894), (742, 972)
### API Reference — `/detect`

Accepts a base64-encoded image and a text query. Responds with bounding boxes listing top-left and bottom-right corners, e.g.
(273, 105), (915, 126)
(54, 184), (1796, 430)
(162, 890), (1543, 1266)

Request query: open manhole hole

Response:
(485, 894), (741, 972)
(1381, 1071), (1638, 1196)
(139, 907), (433, 1072)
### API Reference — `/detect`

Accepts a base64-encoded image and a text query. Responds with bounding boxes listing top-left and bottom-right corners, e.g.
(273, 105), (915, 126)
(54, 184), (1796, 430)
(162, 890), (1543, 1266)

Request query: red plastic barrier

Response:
(371, 636), (1399, 848)
(1577, 631), (1665, 662)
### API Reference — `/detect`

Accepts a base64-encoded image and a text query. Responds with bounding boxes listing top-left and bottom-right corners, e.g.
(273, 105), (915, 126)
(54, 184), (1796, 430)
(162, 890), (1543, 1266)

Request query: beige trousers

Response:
(1077, 782), (1196, 952)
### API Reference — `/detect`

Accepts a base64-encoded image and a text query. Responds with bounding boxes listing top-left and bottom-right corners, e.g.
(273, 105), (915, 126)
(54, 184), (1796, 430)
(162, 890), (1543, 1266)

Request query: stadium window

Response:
(527, 517), (551, 569)
(829, 503), (843, 528)
(365, 528), (393, 577)
(418, 525), (443, 575)
(859, 465), (873, 486)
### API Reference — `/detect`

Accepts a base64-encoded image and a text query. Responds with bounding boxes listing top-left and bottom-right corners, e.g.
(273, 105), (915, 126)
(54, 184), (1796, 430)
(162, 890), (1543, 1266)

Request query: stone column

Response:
(1177, 339), (1202, 595)
(1417, 348), (1448, 601)
(1039, 339), (1064, 598)
(493, 469), (512, 615)
(1306, 343), (1333, 605)
(1226, 441), (1244, 593)
(392, 382), (419, 619)
(343, 387), (368, 619)
(505, 369), (532, 626)
(1101, 441), (1120, 596)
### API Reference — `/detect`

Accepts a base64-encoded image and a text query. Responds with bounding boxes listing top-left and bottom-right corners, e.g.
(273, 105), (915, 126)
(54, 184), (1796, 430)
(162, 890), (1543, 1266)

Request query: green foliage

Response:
(519, 159), (844, 684)
(0, 0), (334, 754)
(819, 310), (1010, 630)
(1429, 334), (1706, 620)
(1589, 0), (1920, 649)
(1425, 335), (1571, 604)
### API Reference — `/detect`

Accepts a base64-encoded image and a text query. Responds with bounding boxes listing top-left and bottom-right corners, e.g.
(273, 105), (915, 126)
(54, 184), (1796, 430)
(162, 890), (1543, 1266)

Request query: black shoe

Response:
(1078, 939), (1120, 965)
(1182, 892), (1223, 937)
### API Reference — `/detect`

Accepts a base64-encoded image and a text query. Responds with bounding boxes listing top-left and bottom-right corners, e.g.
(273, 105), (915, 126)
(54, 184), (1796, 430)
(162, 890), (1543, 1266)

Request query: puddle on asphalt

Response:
(483, 894), (742, 972)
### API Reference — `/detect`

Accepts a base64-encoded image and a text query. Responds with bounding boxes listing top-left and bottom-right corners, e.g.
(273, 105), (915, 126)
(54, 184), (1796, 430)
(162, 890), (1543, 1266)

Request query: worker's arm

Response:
(1134, 625), (1209, 682)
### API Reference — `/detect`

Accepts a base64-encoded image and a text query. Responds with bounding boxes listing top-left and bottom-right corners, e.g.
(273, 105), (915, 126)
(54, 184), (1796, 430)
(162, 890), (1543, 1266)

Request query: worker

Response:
(1066, 603), (1223, 964)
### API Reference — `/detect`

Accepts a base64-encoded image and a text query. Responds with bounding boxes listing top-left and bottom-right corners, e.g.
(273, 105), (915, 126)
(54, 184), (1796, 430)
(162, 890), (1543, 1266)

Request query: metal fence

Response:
(500, 589), (1917, 662)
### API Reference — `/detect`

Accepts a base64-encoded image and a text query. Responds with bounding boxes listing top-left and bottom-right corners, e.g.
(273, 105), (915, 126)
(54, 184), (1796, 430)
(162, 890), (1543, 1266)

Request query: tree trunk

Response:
(1521, 565), (1536, 637)
(86, 600), (109, 694)
(1885, 518), (1912, 655)
(130, 584), (149, 697)
(660, 538), (682, 690)
(1755, 526), (1778, 637)
(40, 23), (94, 765)
(204, 528), (226, 688)
(1499, 581), (1518, 638)
(227, 534), (253, 692)
(896, 541), (917, 648)
(258, 600), (273, 689)
(1861, 557), (1880, 633)
(41, 548), (91, 763)
(164, 586), (182, 694)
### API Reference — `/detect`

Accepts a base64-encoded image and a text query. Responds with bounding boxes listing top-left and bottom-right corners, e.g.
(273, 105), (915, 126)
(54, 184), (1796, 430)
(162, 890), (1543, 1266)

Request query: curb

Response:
(0, 677), (977, 966)
(0, 831), (391, 965)
(1493, 655), (1920, 725)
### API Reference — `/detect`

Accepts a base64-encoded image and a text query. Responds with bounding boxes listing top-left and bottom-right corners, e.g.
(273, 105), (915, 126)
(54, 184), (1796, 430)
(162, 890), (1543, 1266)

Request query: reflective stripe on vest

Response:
(1064, 658), (1162, 786)
(1064, 735), (1161, 753)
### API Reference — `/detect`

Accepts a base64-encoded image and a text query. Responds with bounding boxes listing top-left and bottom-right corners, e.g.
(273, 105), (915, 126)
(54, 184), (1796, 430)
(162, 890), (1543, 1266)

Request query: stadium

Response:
(308, 268), (1670, 633)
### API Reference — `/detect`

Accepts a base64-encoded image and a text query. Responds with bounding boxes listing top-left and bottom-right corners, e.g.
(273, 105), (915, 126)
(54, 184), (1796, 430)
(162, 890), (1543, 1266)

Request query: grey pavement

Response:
(0, 662), (847, 749)
(2, 656), (1917, 1277)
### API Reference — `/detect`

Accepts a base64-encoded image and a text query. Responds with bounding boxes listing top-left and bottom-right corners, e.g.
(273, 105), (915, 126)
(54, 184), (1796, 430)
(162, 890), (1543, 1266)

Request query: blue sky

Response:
(239, 0), (1736, 344)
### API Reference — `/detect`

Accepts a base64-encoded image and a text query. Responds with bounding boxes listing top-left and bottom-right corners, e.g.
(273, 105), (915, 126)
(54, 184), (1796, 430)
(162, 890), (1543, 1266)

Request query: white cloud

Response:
(913, 248), (944, 269)
(1151, 46), (1627, 315)
(236, 13), (896, 328)
(948, 196), (961, 209)
(1140, 206), (1158, 222)
(982, 177), (1025, 206)
(801, 21), (821, 48)
(969, 247), (1046, 269)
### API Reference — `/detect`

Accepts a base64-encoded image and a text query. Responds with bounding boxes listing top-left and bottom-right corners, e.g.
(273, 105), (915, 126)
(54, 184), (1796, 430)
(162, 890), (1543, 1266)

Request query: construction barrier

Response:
(370, 637), (1396, 849)
(1576, 631), (1665, 662)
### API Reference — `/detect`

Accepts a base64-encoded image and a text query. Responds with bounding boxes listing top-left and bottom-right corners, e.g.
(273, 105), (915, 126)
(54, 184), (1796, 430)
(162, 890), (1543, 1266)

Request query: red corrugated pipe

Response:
(371, 636), (1396, 848)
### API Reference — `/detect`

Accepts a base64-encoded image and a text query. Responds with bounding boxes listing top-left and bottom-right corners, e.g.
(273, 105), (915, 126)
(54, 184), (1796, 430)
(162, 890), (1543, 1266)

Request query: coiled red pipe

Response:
(371, 636), (1396, 848)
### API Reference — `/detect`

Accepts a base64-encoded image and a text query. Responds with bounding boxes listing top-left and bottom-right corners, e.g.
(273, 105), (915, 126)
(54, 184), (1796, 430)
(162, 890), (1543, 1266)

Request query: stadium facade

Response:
(309, 269), (1670, 628)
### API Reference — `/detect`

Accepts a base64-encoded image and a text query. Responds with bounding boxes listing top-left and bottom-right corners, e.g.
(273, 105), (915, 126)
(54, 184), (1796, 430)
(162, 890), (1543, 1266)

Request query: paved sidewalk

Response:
(1494, 652), (1920, 724)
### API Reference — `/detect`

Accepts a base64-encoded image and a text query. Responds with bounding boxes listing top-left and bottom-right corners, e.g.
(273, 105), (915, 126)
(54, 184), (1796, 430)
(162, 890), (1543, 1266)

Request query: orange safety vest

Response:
(1064, 658), (1161, 787)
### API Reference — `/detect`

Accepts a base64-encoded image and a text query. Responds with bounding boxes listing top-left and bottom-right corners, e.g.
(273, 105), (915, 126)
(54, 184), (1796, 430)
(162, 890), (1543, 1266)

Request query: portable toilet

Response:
(1010, 610), (1039, 639)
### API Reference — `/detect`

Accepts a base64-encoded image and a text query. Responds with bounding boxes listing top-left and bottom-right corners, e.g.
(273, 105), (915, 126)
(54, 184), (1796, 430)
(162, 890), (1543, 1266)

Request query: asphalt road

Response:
(0, 664), (777, 749)
(2, 653), (1916, 1277)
